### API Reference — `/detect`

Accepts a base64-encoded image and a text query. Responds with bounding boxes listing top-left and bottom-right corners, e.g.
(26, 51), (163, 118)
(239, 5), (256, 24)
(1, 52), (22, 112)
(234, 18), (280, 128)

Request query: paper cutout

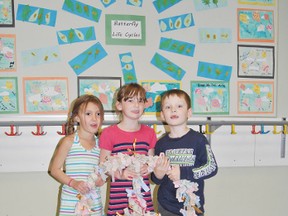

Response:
(0, 34), (16, 71)
(100, 0), (116, 8)
(119, 52), (137, 84)
(237, 8), (274, 42)
(151, 53), (186, 81)
(57, 26), (96, 45)
(16, 4), (57, 26)
(140, 80), (181, 114)
(193, 0), (228, 11)
(159, 37), (195, 57)
(191, 81), (229, 115)
(23, 77), (69, 114)
(0, 77), (19, 114)
(69, 42), (107, 76)
(198, 28), (232, 43)
(127, 0), (143, 7)
(62, 0), (102, 23)
(197, 61), (232, 81)
(78, 76), (121, 112)
(21, 46), (61, 67)
(159, 13), (194, 32)
(238, 81), (274, 114)
(238, 0), (276, 6)
(153, 0), (182, 13)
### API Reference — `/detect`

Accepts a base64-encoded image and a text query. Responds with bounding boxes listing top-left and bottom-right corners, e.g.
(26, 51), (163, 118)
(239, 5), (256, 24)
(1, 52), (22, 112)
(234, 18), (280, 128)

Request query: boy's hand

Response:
(140, 163), (149, 176)
(167, 165), (180, 182)
(153, 153), (170, 180)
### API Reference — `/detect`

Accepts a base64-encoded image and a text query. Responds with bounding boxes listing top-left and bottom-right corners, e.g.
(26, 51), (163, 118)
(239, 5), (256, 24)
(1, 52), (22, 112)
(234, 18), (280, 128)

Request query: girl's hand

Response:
(153, 153), (170, 180)
(95, 175), (106, 187)
(115, 168), (137, 180)
(70, 180), (90, 195)
(167, 165), (180, 182)
(140, 163), (149, 176)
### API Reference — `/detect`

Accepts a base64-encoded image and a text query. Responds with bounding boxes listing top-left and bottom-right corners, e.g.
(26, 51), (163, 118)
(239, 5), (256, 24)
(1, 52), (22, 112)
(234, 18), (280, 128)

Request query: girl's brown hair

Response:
(66, 94), (104, 135)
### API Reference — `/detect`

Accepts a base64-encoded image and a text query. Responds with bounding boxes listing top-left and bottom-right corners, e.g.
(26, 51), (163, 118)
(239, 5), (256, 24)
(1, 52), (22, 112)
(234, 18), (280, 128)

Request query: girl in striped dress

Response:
(49, 95), (105, 216)
(99, 83), (157, 215)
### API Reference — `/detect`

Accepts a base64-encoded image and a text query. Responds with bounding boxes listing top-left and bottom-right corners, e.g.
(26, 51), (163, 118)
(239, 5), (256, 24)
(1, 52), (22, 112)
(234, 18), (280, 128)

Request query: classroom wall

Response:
(1, 1), (288, 216)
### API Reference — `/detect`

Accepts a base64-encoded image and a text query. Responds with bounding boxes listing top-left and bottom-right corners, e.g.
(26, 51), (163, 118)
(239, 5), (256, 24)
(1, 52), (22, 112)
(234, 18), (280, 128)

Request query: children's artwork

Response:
(159, 13), (194, 32)
(153, 0), (182, 13)
(62, 0), (102, 23)
(0, 34), (16, 71)
(21, 46), (61, 67)
(238, 45), (274, 79)
(159, 37), (195, 57)
(105, 14), (146, 46)
(198, 28), (232, 43)
(16, 4), (57, 27)
(23, 77), (69, 114)
(237, 8), (274, 42)
(127, 0), (143, 7)
(193, 0), (228, 11)
(151, 52), (186, 81)
(238, 0), (276, 6)
(68, 42), (107, 76)
(0, 0), (15, 27)
(238, 81), (274, 114)
(140, 80), (181, 114)
(78, 76), (121, 112)
(197, 61), (232, 81)
(191, 81), (229, 115)
(0, 77), (18, 114)
(100, 0), (116, 8)
(57, 26), (96, 45)
(119, 52), (137, 84)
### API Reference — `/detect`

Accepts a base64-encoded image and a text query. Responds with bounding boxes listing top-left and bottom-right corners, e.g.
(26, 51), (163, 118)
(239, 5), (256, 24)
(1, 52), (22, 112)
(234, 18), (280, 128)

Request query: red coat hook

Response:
(57, 124), (66, 135)
(5, 125), (22, 136)
(31, 124), (47, 136)
(251, 125), (261, 134)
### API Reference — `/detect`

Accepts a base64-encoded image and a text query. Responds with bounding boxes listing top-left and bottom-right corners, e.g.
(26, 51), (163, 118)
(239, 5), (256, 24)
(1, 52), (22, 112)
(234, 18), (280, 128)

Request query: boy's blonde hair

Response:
(161, 89), (191, 110)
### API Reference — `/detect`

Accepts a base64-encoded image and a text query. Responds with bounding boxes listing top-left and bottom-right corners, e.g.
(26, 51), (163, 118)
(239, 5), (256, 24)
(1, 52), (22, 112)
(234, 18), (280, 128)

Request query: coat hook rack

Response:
(57, 123), (66, 136)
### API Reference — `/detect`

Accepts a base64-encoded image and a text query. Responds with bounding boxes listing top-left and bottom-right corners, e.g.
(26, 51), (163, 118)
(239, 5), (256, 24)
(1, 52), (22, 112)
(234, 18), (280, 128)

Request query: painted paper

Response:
(100, 0), (116, 8)
(193, 0), (228, 11)
(140, 80), (181, 114)
(159, 13), (194, 32)
(62, 0), (102, 23)
(78, 77), (121, 112)
(238, 45), (274, 79)
(0, 77), (18, 114)
(16, 4), (57, 27)
(159, 37), (195, 57)
(0, 0), (14, 27)
(197, 61), (232, 81)
(69, 42), (107, 76)
(153, 0), (182, 13)
(198, 28), (232, 43)
(0, 34), (16, 71)
(238, 81), (274, 114)
(23, 77), (69, 114)
(238, 0), (276, 6)
(238, 8), (274, 42)
(127, 0), (143, 7)
(119, 52), (137, 84)
(21, 46), (61, 67)
(191, 81), (229, 115)
(57, 26), (96, 45)
(151, 52), (186, 81)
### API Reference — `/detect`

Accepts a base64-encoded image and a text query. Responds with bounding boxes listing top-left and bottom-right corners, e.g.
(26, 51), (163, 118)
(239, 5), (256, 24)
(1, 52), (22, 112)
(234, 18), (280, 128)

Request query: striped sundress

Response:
(58, 132), (103, 216)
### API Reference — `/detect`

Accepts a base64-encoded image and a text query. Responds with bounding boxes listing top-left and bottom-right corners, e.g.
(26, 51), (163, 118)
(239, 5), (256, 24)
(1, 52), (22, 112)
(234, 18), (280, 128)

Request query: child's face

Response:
(116, 94), (145, 121)
(161, 95), (192, 127)
(76, 102), (102, 134)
